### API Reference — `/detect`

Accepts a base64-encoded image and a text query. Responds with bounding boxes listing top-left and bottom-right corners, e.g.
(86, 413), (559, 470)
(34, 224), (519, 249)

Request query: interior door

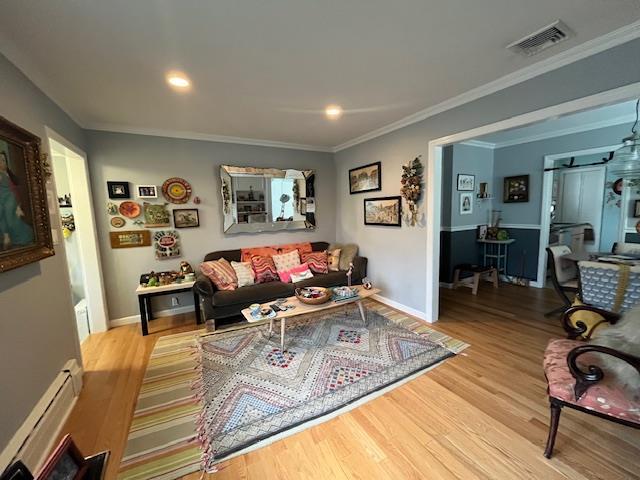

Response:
(558, 167), (605, 252)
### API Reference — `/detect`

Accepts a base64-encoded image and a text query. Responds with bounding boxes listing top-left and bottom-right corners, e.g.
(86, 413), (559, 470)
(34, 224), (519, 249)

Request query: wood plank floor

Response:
(62, 284), (640, 479)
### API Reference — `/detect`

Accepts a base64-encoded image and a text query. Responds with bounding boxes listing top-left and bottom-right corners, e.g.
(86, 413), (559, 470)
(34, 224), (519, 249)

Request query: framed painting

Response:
(457, 174), (475, 191)
(107, 181), (130, 199)
(0, 116), (54, 273)
(136, 184), (157, 198)
(460, 192), (473, 215)
(503, 174), (529, 203)
(364, 196), (402, 226)
(349, 161), (381, 194)
(173, 208), (199, 228)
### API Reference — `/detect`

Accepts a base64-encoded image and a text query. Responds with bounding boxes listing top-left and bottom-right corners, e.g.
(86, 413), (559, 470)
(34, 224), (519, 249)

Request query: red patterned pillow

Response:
(200, 258), (238, 290)
(301, 251), (328, 274)
(251, 255), (278, 283)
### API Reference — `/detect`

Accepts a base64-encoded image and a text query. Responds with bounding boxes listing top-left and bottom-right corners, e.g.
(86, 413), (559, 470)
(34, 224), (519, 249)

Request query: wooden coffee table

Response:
(241, 285), (381, 351)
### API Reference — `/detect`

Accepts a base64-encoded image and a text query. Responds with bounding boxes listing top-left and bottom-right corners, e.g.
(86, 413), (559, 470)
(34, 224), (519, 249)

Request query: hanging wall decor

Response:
(503, 175), (529, 203)
(136, 185), (157, 198)
(143, 202), (171, 227)
(107, 202), (118, 215)
(107, 181), (130, 199)
(153, 230), (181, 259)
(162, 177), (192, 203)
(173, 208), (200, 228)
(400, 156), (423, 226)
(110, 216), (126, 228)
(110, 230), (151, 248)
(0, 116), (54, 272)
(118, 201), (141, 218)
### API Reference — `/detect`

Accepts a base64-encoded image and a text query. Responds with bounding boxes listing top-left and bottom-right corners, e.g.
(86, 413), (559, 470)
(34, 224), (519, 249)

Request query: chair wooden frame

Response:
(545, 247), (579, 317)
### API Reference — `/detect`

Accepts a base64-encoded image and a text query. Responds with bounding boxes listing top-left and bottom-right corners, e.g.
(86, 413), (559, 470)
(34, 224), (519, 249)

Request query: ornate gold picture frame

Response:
(0, 116), (54, 273)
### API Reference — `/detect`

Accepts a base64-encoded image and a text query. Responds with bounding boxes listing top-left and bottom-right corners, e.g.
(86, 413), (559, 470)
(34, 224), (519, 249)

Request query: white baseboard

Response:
(371, 294), (429, 322)
(0, 359), (83, 474)
(110, 305), (195, 327)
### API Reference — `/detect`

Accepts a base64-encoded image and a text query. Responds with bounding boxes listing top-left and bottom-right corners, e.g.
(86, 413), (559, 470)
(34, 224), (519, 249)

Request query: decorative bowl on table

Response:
(294, 287), (331, 305)
(332, 286), (359, 300)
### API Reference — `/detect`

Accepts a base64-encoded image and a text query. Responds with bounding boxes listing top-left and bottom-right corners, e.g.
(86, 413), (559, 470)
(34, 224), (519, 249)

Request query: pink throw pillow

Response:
(278, 262), (311, 283)
(301, 251), (329, 274)
(200, 258), (238, 290)
(251, 255), (279, 284)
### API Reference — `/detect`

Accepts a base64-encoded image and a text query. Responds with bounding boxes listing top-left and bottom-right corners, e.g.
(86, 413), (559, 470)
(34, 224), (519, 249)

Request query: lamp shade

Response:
(608, 131), (640, 178)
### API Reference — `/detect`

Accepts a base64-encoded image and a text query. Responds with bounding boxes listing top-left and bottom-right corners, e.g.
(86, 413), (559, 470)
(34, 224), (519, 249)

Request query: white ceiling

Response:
(471, 100), (638, 147)
(1, 1), (639, 149)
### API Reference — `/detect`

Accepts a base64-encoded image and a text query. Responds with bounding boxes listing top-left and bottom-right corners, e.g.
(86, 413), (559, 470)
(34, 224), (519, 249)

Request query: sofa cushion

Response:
(543, 338), (640, 424)
(240, 242), (312, 263)
(231, 261), (255, 288)
(200, 258), (238, 291)
(290, 267), (314, 283)
(251, 255), (279, 283)
(212, 281), (294, 307)
(293, 271), (350, 289)
(301, 251), (329, 274)
(330, 243), (359, 270)
(278, 262), (310, 283)
(327, 248), (341, 272)
(273, 250), (301, 273)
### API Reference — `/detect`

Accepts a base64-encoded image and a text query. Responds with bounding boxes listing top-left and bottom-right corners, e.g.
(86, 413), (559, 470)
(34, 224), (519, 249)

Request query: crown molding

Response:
(85, 124), (334, 153)
(333, 19), (640, 153)
(459, 140), (496, 149)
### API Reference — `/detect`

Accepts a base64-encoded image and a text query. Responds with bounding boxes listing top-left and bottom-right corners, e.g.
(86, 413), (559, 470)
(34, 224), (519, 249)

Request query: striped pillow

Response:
(300, 251), (328, 274)
(250, 255), (278, 284)
(200, 258), (238, 290)
(231, 261), (255, 288)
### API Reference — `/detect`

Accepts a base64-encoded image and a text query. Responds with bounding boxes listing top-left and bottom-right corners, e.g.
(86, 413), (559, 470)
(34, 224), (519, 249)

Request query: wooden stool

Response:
(453, 264), (499, 295)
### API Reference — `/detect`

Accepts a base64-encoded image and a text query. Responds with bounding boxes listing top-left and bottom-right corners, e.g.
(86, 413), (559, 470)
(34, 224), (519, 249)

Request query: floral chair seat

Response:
(543, 338), (640, 424)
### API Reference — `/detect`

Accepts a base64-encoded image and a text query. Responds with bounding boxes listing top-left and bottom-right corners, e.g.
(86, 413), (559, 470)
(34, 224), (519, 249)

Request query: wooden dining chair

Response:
(545, 246), (579, 317)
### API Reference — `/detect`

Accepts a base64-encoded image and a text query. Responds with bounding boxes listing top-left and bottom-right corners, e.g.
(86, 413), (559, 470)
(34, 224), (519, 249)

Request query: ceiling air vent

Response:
(507, 20), (573, 57)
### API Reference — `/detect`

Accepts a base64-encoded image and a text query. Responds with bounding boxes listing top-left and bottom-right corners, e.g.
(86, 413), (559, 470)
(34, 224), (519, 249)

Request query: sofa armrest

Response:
(568, 344), (640, 399)
(352, 256), (367, 280)
(194, 273), (215, 298)
(561, 305), (620, 339)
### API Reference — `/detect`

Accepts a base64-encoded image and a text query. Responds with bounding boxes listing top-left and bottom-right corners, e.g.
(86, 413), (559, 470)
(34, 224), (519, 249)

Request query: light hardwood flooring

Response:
(62, 284), (640, 479)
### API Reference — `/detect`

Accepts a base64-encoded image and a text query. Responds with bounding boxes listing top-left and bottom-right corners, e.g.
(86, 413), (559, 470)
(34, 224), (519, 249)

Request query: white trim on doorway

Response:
(425, 82), (640, 323)
(46, 127), (110, 333)
(537, 144), (623, 288)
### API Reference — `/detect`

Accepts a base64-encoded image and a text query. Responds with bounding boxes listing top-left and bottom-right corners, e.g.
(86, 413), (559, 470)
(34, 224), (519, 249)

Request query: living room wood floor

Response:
(62, 284), (640, 480)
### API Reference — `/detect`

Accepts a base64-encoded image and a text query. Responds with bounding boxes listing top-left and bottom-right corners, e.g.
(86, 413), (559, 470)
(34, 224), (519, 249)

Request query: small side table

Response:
(477, 238), (515, 276)
(135, 281), (202, 335)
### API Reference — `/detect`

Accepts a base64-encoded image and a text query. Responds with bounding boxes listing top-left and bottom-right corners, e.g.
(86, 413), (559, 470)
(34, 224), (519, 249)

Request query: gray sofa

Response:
(194, 241), (367, 325)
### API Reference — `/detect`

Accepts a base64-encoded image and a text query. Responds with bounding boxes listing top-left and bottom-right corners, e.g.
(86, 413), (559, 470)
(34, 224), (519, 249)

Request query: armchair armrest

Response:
(561, 305), (621, 339)
(194, 273), (215, 298)
(567, 344), (640, 399)
(351, 256), (367, 281)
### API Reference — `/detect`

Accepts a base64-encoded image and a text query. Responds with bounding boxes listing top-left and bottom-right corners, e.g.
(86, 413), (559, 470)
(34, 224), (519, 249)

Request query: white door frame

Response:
(537, 145), (621, 287)
(425, 82), (640, 323)
(45, 127), (110, 333)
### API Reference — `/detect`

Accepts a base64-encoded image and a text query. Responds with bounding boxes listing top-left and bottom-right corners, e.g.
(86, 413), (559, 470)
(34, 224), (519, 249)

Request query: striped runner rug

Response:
(117, 300), (469, 479)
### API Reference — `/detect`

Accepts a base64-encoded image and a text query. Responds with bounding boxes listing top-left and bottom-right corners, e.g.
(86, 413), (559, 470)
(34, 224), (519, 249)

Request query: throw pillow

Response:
(272, 250), (301, 273)
(231, 261), (255, 288)
(290, 267), (314, 283)
(251, 255), (278, 283)
(200, 258), (238, 291)
(240, 242), (312, 262)
(278, 263), (311, 283)
(301, 251), (328, 274)
(327, 248), (341, 272)
(329, 243), (359, 270)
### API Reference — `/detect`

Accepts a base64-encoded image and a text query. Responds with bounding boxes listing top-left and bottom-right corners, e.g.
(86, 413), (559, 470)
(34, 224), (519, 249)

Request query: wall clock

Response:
(162, 177), (192, 203)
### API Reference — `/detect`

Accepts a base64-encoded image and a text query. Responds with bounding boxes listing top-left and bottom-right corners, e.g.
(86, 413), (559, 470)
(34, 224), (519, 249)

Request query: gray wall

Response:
(86, 131), (336, 321)
(335, 38), (640, 313)
(0, 54), (82, 451)
(493, 123), (631, 225)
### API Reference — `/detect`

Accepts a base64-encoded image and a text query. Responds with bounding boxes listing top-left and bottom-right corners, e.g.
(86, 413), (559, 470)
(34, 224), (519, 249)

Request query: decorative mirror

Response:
(221, 165), (316, 234)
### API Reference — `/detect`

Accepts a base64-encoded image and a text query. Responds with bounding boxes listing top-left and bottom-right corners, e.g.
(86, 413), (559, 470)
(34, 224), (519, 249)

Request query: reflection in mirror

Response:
(221, 165), (316, 234)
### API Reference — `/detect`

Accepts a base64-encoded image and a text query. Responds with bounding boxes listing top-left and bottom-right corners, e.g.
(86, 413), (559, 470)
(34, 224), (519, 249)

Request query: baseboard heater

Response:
(0, 359), (82, 475)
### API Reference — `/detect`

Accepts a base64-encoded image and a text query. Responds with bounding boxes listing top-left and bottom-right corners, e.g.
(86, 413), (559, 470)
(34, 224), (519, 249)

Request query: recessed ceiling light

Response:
(325, 105), (343, 120)
(166, 71), (191, 91)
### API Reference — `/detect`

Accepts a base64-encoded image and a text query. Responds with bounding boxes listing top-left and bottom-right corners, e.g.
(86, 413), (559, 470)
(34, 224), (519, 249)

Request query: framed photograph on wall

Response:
(457, 174), (475, 191)
(0, 116), (54, 273)
(503, 175), (529, 203)
(136, 185), (157, 198)
(173, 208), (200, 228)
(349, 161), (381, 194)
(364, 196), (402, 226)
(477, 224), (488, 239)
(460, 192), (473, 215)
(107, 181), (130, 199)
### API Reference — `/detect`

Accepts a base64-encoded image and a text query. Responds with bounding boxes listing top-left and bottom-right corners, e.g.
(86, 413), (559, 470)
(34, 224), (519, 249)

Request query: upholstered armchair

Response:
(542, 338), (640, 458)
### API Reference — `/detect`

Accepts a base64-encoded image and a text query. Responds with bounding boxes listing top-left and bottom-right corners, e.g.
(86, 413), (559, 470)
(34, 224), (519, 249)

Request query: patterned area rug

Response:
(196, 304), (457, 472)
(118, 300), (468, 479)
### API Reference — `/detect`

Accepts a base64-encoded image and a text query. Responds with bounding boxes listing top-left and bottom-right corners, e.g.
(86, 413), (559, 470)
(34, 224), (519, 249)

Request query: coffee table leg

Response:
(268, 317), (274, 337)
(357, 300), (367, 327)
(280, 318), (286, 351)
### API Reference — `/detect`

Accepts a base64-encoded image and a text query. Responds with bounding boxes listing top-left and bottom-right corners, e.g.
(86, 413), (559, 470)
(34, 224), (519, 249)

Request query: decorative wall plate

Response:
(162, 177), (192, 203)
(613, 178), (623, 195)
(119, 201), (141, 218)
(110, 216), (126, 228)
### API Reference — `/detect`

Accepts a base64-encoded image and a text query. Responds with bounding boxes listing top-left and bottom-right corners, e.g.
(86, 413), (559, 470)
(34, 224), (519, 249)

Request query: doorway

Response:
(47, 129), (109, 338)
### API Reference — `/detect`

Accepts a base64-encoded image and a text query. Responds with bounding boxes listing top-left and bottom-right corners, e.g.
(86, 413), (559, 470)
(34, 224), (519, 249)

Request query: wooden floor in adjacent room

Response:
(62, 284), (640, 479)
